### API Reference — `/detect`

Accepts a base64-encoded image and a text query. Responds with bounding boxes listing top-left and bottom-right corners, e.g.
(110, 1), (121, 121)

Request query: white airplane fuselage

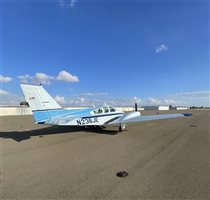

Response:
(20, 84), (192, 132)
(36, 107), (125, 126)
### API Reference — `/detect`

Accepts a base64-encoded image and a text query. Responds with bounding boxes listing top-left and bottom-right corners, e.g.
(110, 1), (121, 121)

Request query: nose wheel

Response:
(119, 123), (126, 132)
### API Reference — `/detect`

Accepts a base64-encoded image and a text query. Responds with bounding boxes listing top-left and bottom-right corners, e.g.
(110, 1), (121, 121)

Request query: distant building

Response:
(159, 106), (170, 110)
(170, 106), (188, 110)
(175, 106), (188, 110)
(143, 106), (169, 110)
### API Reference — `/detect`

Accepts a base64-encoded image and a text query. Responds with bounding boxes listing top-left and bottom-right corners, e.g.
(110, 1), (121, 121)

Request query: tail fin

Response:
(20, 84), (62, 123)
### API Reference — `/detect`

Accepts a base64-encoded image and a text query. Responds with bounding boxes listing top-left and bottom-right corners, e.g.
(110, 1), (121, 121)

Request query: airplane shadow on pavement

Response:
(1, 126), (119, 142)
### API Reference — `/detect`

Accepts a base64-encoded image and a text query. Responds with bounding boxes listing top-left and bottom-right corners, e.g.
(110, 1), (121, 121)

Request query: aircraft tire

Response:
(119, 123), (126, 132)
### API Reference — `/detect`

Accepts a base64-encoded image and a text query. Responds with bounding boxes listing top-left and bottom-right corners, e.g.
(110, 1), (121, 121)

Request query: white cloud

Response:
(58, 0), (77, 8)
(155, 44), (168, 53)
(34, 73), (54, 85)
(142, 97), (182, 106)
(54, 95), (66, 104)
(80, 97), (85, 103)
(174, 91), (210, 99)
(0, 90), (23, 106)
(18, 73), (53, 85)
(168, 91), (210, 107)
(163, 99), (176, 105)
(147, 97), (161, 105)
(67, 96), (88, 106)
(63, 96), (140, 107)
(59, 95), (177, 107)
(18, 74), (32, 84)
(76, 92), (108, 97)
(139, 91), (210, 107)
(0, 89), (9, 95)
(56, 70), (79, 82)
(0, 75), (12, 83)
(133, 96), (141, 103)
(18, 70), (79, 85)
(37, 92), (191, 107)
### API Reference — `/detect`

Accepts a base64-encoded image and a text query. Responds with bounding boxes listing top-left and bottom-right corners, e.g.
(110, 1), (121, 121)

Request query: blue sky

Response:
(0, 0), (209, 106)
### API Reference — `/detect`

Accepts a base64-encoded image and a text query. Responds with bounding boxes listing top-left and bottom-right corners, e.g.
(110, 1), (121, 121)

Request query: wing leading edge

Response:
(109, 113), (192, 124)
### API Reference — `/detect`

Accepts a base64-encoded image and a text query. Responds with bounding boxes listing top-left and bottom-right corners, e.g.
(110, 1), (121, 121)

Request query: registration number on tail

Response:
(77, 117), (99, 126)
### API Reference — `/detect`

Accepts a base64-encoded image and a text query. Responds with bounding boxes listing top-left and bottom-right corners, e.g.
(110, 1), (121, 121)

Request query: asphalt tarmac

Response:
(1, 110), (209, 199)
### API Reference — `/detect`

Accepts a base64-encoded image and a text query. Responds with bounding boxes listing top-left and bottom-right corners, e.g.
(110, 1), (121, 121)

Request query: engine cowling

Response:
(120, 111), (141, 121)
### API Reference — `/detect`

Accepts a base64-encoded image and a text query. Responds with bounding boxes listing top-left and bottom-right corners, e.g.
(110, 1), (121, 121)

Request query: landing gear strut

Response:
(119, 123), (126, 132)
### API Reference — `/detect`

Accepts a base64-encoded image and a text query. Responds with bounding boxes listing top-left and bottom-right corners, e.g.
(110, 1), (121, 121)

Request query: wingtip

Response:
(183, 113), (192, 117)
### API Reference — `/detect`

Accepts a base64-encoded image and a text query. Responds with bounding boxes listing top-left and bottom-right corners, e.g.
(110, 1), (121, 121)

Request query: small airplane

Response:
(20, 84), (192, 132)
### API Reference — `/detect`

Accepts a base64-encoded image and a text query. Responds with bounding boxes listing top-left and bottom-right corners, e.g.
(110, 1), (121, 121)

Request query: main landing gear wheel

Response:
(119, 123), (126, 132)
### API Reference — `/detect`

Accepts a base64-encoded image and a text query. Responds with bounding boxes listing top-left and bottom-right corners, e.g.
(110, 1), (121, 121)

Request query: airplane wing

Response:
(108, 112), (192, 124)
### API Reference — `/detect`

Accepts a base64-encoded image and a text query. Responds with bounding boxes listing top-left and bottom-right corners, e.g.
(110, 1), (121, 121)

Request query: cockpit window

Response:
(103, 106), (109, 113)
(109, 106), (115, 112)
(93, 108), (103, 114)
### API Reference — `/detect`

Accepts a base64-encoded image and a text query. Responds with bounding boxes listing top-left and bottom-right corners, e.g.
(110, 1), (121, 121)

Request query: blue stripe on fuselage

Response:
(81, 112), (123, 119)
(33, 108), (94, 123)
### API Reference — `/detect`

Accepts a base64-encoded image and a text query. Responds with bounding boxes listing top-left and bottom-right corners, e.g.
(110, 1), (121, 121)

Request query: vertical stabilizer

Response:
(20, 84), (62, 123)
(20, 84), (62, 111)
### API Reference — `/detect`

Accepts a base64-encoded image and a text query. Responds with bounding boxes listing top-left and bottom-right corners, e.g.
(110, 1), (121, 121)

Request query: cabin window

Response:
(92, 105), (115, 115)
